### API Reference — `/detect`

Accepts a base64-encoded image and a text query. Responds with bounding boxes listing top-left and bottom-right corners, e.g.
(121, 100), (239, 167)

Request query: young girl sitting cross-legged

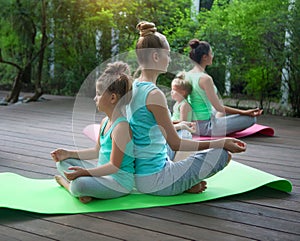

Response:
(51, 61), (134, 204)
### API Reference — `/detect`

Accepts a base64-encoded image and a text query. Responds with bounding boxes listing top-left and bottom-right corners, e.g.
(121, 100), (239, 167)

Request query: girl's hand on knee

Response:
(64, 166), (88, 180)
(51, 149), (69, 162)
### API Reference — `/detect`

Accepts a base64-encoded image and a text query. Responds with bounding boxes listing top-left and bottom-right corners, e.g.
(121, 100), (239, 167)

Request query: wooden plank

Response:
(170, 203), (300, 235)
(130, 207), (299, 241)
(0, 92), (300, 240)
(0, 209), (120, 241)
(229, 187), (300, 211)
(41, 213), (191, 241)
(0, 225), (54, 241)
(88, 211), (252, 241)
(206, 199), (300, 223)
(0, 157), (57, 177)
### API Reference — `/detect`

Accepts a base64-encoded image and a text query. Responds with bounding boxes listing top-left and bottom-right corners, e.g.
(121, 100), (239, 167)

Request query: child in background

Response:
(168, 72), (195, 160)
(171, 71), (195, 138)
(51, 61), (134, 204)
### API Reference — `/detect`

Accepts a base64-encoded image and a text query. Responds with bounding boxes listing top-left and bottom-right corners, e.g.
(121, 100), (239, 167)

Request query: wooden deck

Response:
(0, 90), (299, 241)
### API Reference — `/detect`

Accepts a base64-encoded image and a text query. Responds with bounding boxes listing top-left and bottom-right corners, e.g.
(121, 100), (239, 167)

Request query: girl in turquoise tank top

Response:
(186, 39), (263, 137)
(51, 61), (134, 203)
(127, 21), (247, 196)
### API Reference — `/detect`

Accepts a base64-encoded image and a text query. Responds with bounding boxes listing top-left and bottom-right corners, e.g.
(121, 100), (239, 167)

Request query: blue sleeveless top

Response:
(99, 116), (134, 190)
(126, 81), (168, 175)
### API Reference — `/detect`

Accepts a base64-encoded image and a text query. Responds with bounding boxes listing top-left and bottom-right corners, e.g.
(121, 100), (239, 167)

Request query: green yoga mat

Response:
(0, 161), (292, 214)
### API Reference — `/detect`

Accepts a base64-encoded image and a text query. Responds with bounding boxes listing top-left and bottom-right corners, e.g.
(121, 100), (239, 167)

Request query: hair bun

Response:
(189, 39), (200, 49)
(136, 21), (157, 37)
(105, 61), (130, 76)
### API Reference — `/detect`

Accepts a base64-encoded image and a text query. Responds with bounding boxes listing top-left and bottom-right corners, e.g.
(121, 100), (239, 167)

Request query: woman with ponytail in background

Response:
(186, 39), (263, 137)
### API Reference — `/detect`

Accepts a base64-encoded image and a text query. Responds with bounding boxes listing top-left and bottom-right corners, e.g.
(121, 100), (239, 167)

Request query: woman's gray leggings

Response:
(195, 114), (256, 136)
(136, 148), (229, 196)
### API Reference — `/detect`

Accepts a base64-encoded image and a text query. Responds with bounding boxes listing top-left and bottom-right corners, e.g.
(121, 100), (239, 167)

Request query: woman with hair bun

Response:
(126, 21), (247, 196)
(186, 39), (263, 137)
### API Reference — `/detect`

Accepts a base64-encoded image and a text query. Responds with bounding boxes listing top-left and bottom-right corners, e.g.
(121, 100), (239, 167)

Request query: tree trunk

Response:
(29, 0), (47, 102)
(23, 64), (32, 84)
(0, 49), (23, 103)
(6, 71), (23, 103)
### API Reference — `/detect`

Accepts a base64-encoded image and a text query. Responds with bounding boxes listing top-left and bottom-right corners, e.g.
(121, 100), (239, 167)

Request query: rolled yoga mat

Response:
(83, 123), (275, 142)
(0, 161), (292, 214)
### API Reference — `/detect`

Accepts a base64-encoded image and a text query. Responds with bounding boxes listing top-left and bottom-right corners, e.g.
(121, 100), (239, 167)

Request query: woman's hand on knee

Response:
(242, 108), (263, 117)
(223, 138), (246, 153)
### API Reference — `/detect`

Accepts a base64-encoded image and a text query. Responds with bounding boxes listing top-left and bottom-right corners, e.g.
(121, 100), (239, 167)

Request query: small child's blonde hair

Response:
(171, 72), (192, 97)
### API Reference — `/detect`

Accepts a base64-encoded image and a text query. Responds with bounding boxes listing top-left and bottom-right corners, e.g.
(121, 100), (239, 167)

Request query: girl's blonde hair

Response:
(172, 72), (193, 97)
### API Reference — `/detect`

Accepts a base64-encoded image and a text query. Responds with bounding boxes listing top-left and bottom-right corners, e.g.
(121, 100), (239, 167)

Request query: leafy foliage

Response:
(0, 0), (299, 116)
(194, 0), (296, 112)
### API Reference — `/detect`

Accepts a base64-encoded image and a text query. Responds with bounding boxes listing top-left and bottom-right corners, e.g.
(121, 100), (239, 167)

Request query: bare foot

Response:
(186, 180), (207, 194)
(79, 196), (93, 204)
(55, 175), (93, 204)
(55, 175), (70, 189)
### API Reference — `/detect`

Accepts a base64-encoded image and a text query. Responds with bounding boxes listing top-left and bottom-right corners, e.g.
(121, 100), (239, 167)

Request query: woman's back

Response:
(186, 72), (213, 121)
(126, 80), (168, 175)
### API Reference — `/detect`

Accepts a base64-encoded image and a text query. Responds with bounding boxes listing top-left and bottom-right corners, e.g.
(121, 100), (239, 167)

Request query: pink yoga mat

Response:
(83, 124), (101, 143)
(192, 124), (274, 140)
(83, 123), (274, 143)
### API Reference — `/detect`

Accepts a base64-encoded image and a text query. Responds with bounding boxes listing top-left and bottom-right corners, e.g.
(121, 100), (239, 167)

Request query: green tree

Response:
(0, 0), (51, 103)
(44, 0), (141, 95)
(1, 0), (194, 98)
(195, 0), (291, 111)
(2, 0), (298, 116)
(44, 0), (194, 94)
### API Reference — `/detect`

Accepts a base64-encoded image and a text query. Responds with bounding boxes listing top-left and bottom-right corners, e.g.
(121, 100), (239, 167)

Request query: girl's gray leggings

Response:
(56, 158), (130, 199)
